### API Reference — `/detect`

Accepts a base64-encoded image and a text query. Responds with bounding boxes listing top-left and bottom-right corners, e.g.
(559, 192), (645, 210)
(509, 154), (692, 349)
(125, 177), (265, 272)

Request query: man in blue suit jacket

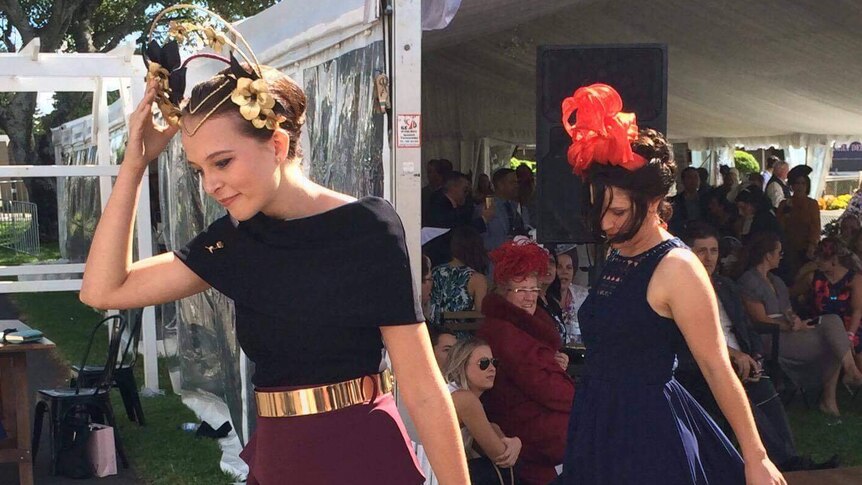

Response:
(479, 168), (532, 252)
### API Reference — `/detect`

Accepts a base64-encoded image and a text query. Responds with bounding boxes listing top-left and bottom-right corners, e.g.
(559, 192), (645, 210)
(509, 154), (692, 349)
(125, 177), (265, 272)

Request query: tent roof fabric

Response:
(422, 0), (862, 147)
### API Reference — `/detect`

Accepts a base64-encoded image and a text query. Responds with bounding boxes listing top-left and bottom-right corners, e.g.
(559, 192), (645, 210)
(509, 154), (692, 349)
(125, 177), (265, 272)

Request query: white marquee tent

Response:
(421, 0), (862, 194)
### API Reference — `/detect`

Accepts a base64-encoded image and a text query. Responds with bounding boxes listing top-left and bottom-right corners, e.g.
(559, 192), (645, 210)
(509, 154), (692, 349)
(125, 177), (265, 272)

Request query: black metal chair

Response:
(32, 315), (130, 474)
(71, 312), (145, 425)
(441, 310), (484, 333)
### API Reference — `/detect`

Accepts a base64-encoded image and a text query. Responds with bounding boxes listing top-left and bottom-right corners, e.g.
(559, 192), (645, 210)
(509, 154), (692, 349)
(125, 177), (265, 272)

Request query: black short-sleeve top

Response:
(175, 197), (424, 388)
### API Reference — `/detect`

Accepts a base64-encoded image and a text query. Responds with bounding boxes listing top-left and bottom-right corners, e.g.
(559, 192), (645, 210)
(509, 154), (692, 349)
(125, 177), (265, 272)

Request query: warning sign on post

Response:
(396, 114), (421, 148)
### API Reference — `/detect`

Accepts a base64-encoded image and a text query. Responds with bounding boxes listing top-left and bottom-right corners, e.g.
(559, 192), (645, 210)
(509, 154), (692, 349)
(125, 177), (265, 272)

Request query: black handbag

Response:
(467, 456), (516, 485)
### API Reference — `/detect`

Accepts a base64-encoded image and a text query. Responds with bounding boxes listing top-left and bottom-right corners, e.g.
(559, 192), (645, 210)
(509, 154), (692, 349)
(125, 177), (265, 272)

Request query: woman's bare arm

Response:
(382, 323), (469, 484)
(80, 80), (209, 310)
(450, 390), (507, 459)
(848, 274), (862, 335)
(651, 250), (768, 463)
(469, 272), (488, 312)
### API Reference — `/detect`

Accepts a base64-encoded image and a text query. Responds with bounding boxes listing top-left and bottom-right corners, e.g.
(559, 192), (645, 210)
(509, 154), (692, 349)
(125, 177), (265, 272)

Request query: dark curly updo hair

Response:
(586, 128), (676, 243)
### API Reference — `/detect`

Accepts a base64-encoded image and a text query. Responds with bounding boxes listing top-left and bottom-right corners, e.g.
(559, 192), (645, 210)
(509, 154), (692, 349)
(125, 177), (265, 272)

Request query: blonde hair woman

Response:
(443, 338), (521, 483)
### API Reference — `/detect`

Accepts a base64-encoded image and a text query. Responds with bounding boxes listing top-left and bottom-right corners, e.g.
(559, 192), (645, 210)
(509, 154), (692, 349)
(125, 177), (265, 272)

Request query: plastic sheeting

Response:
(53, 122), (126, 262)
(304, 41), (385, 197)
(155, 138), (251, 476)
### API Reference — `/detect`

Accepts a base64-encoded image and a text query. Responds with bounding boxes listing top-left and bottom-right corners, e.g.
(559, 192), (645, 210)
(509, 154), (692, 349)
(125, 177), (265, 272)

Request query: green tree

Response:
(734, 150), (760, 176)
(0, 0), (276, 239)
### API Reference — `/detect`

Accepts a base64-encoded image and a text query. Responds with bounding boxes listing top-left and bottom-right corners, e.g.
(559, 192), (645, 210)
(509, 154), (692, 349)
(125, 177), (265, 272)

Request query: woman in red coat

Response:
(478, 239), (575, 485)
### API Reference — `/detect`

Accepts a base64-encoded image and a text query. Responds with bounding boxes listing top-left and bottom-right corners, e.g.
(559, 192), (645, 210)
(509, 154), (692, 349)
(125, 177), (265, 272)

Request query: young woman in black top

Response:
(80, 6), (468, 484)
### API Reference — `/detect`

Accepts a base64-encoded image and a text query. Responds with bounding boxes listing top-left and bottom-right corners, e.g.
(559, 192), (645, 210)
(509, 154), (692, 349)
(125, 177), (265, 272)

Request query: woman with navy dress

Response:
(79, 6), (469, 484)
(557, 84), (785, 485)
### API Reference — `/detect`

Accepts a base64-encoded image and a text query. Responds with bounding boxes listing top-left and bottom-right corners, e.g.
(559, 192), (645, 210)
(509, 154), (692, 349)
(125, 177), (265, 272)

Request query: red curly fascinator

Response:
(561, 83), (648, 176)
(489, 238), (549, 286)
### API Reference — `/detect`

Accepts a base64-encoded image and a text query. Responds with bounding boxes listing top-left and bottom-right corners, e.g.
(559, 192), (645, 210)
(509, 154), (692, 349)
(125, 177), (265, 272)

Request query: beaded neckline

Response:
(598, 238), (680, 297)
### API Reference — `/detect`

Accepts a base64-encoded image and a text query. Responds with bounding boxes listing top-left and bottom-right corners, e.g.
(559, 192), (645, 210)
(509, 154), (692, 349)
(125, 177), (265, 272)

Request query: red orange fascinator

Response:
(489, 239), (549, 286)
(561, 83), (648, 176)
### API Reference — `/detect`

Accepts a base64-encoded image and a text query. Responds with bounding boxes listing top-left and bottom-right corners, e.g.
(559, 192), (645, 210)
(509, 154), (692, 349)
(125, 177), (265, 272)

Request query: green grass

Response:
(12, 291), (235, 485)
(786, 390), (862, 466)
(0, 241), (61, 265)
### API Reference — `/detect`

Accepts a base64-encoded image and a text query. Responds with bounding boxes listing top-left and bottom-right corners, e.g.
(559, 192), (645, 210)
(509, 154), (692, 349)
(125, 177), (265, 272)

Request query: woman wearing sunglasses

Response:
(477, 239), (575, 485)
(442, 338), (521, 484)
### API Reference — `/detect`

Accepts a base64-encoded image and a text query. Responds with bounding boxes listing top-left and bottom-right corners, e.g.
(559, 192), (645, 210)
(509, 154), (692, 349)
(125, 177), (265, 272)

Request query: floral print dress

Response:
(428, 264), (475, 326)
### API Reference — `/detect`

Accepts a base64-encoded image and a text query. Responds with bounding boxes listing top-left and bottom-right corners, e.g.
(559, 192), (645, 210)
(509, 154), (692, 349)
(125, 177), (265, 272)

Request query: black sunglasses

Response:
(478, 358), (499, 371)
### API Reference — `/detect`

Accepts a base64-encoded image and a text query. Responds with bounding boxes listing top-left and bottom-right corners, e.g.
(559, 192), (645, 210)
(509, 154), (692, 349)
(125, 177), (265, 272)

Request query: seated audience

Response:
(407, 325), (458, 483)
(480, 168), (532, 252)
(737, 232), (862, 416)
(554, 248), (589, 344)
(777, 174), (820, 281)
(727, 167), (744, 202)
(538, 248), (567, 339)
(472, 173), (495, 205)
(704, 190), (738, 239)
(444, 338), (522, 483)
(668, 166), (707, 235)
(516, 163), (537, 219)
(424, 171), (494, 265)
(713, 165), (734, 201)
(849, 230), (862, 262)
(838, 215), (861, 247)
(765, 160), (791, 208)
(805, 238), (862, 374)
(734, 186), (781, 244)
(678, 224), (838, 471)
(747, 172), (766, 191)
(428, 226), (489, 326)
(478, 239), (574, 485)
(697, 166), (711, 193)
(430, 325), (458, 371)
(421, 158), (453, 223)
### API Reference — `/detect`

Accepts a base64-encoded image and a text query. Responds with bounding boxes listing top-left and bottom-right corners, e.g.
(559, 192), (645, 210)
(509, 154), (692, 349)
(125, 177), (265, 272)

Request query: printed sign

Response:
(397, 114), (421, 148)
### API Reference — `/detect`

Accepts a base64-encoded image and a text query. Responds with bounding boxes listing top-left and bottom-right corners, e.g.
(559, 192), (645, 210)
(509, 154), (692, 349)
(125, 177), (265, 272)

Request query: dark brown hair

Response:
(182, 65), (307, 159)
(815, 237), (862, 272)
(450, 225), (489, 273)
(742, 231), (781, 269)
(586, 128), (676, 243)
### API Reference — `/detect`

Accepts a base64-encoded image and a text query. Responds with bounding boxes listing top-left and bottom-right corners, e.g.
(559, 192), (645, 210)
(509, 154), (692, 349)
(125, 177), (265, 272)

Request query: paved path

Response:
(786, 466), (862, 484)
(0, 294), (141, 484)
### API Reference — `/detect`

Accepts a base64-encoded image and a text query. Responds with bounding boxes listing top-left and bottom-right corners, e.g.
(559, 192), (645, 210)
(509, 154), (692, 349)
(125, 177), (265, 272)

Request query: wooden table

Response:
(0, 319), (55, 485)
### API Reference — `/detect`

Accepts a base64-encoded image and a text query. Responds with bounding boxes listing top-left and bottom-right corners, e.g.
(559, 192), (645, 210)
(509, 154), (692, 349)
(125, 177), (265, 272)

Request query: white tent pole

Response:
(136, 170), (159, 392)
(0, 40), (158, 390)
(91, 78), (123, 335)
(392, 0), (422, 281)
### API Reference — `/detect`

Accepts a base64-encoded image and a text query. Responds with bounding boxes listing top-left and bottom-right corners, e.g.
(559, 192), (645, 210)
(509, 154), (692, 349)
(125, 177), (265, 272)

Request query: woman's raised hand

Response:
(125, 79), (179, 170)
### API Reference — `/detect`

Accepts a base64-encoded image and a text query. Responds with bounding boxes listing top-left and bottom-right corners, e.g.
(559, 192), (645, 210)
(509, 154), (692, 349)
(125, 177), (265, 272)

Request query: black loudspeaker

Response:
(536, 44), (668, 244)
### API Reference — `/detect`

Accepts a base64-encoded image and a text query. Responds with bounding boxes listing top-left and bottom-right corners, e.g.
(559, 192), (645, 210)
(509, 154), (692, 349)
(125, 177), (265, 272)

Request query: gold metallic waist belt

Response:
(254, 369), (394, 418)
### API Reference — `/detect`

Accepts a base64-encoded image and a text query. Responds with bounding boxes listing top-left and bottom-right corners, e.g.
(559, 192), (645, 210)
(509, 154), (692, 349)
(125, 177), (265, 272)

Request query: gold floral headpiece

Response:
(143, 4), (286, 136)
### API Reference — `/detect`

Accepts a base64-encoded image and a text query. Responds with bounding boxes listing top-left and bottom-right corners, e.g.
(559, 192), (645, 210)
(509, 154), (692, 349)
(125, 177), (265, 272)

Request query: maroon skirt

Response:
(242, 385), (424, 485)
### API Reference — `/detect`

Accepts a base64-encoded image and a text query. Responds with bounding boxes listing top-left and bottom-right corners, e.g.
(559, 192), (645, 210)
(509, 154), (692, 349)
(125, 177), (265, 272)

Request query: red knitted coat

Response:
(477, 292), (575, 485)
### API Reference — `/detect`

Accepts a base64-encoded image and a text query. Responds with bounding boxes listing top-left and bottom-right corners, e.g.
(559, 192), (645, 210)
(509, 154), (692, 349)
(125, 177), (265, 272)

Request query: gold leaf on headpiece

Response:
(231, 77), (275, 123)
(202, 25), (228, 53)
(167, 21), (192, 43)
(146, 62), (171, 92)
(157, 99), (182, 127)
(250, 109), (286, 130)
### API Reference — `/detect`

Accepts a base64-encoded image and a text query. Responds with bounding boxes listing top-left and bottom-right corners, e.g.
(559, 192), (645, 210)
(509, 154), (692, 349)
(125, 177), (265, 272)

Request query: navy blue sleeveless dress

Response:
(559, 239), (744, 484)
